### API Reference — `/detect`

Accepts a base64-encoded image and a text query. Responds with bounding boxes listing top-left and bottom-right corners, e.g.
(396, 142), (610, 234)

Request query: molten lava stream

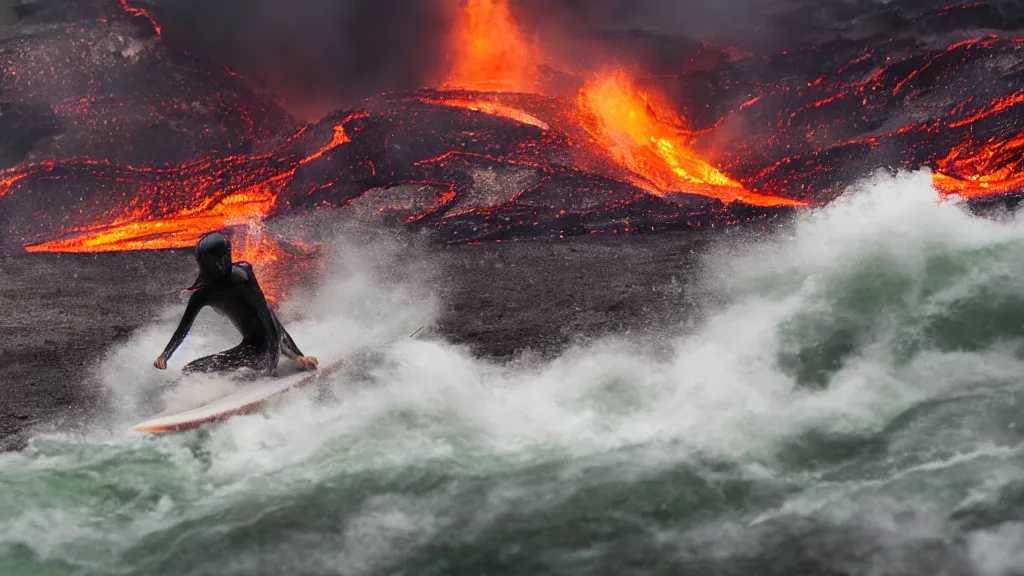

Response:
(932, 133), (1024, 199)
(577, 71), (804, 208)
(25, 187), (279, 253)
(420, 96), (550, 130)
(26, 187), (310, 303)
(444, 0), (542, 92)
(21, 118), (358, 254)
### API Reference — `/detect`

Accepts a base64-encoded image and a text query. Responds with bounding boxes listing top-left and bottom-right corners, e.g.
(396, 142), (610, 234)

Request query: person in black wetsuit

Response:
(153, 232), (318, 376)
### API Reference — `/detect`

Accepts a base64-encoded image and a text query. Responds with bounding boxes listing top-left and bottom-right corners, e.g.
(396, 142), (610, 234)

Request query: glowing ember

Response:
(443, 0), (542, 93)
(420, 96), (550, 130)
(578, 71), (804, 207)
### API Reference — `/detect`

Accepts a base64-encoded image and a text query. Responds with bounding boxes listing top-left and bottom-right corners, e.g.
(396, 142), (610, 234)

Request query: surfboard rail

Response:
(130, 359), (346, 434)
(130, 326), (427, 435)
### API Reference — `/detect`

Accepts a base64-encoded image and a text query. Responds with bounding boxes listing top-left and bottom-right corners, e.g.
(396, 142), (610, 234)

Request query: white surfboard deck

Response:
(130, 361), (343, 435)
(130, 326), (428, 435)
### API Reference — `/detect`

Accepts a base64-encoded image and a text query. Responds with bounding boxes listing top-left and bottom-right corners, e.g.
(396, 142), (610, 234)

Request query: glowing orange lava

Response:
(25, 181), (282, 253)
(0, 170), (31, 197)
(23, 112), (362, 255)
(299, 124), (352, 165)
(932, 133), (1024, 198)
(14, 0), (814, 284)
(443, 0), (542, 93)
(420, 96), (550, 130)
(578, 71), (804, 207)
(119, 0), (162, 36)
(949, 89), (1024, 129)
(231, 221), (314, 305)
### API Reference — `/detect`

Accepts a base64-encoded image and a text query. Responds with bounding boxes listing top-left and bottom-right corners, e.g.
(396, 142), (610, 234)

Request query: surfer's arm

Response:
(279, 320), (317, 370)
(276, 318), (304, 360)
(159, 290), (204, 362)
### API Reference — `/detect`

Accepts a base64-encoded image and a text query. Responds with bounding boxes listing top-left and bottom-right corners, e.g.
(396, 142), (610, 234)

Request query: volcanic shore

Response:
(4, 0), (1024, 448)
(0, 226), (751, 450)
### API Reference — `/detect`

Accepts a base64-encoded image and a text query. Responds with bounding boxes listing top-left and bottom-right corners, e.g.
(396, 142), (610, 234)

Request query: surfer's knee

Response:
(181, 354), (222, 374)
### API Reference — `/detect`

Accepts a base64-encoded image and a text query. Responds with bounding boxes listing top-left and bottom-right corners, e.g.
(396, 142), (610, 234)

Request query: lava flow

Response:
(25, 185), (279, 253)
(442, 0), (542, 93)
(2, 0), (1024, 303)
(418, 96), (550, 130)
(932, 132), (1024, 199)
(576, 71), (803, 208)
(929, 88), (1024, 199)
(438, 0), (802, 208)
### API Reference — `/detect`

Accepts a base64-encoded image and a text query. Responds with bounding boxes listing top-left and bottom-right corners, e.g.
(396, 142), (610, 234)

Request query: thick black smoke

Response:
(153, 0), (452, 121)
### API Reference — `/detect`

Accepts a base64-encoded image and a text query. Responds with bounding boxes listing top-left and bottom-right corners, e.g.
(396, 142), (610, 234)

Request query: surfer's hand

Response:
(153, 355), (167, 370)
(297, 356), (318, 371)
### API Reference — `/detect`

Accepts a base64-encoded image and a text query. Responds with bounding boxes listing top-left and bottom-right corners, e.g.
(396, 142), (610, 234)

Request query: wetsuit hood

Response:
(187, 232), (233, 290)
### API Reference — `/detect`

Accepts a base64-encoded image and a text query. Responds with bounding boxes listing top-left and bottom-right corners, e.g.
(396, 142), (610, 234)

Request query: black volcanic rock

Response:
(0, 0), (296, 168)
(0, 101), (60, 166)
(0, 89), (795, 248)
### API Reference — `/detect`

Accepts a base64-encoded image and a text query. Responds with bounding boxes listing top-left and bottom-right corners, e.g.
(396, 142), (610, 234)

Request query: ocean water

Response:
(3, 171), (1024, 575)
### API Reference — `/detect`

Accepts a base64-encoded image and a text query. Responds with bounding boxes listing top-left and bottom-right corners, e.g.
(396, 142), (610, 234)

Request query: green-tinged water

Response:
(4, 174), (1024, 575)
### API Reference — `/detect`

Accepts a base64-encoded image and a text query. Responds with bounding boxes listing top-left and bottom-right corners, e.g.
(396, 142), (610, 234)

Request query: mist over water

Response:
(3, 171), (1024, 574)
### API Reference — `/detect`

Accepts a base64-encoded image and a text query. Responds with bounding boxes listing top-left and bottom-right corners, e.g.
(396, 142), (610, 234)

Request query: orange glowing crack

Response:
(739, 95), (763, 110)
(950, 89), (1024, 129)
(421, 96), (550, 130)
(893, 37), (989, 95)
(0, 171), (30, 197)
(299, 124), (352, 165)
(119, 0), (162, 36)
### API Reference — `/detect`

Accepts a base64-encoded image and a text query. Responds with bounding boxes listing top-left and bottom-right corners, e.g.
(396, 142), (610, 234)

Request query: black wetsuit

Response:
(160, 261), (303, 376)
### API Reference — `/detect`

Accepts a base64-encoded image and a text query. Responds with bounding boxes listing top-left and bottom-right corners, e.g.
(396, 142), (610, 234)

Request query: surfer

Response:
(152, 232), (318, 376)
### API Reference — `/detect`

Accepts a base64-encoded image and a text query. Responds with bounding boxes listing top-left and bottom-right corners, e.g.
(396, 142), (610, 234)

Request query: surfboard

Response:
(130, 326), (428, 435)
(130, 360), (345, 434)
